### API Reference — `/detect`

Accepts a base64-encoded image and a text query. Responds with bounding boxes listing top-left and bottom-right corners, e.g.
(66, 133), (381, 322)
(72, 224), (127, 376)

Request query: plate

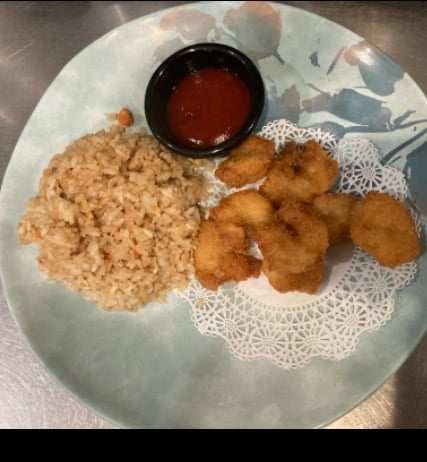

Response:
(1, 1), (427, 428)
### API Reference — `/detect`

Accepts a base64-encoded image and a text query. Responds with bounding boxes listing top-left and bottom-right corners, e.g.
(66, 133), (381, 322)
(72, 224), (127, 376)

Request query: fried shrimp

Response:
(194, 219), (261, 290)
(215, 221), (249, 251)
(260, 140), (339, 205)
(194, 190), (273, 290)
(210, 189), (275, 235)
(215, 135), (276, 188)
(312, 193), (357, 244)
(350, 191), (420, 267)
(262, 260), (324, 294)
(194, 134), (419, 295)
(254, 199), (329, 275)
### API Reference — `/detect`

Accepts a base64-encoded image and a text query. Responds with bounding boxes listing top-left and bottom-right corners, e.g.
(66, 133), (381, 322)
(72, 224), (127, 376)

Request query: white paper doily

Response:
(177, 119), (419, 369)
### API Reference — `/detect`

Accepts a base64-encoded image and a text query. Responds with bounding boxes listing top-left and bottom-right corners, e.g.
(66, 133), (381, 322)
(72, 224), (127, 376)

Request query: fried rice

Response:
(18, 127), (210, 311)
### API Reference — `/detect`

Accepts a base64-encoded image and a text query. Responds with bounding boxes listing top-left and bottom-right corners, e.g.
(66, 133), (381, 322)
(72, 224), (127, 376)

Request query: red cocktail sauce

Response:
(166, 67), (251, 148)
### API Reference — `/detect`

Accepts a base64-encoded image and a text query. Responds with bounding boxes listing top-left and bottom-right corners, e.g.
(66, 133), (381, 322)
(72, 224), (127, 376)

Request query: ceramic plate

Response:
(1, 1), (427, 428)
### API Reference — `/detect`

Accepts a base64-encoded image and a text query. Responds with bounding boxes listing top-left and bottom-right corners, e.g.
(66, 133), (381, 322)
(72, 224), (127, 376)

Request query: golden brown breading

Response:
(210, 189), (275, 237)
(312, 193), (358, 245)
(216, 221), (249, 251)
(350, 191), (420, 267)
(253, 199), (329, 275)
(194, 190), (274, 290)
(260, 140), (339, 205)
(262, 260), (324, 294)
(195, 135), (419, 295)
(215, 135), (275, 187)
(194, 219), (261, 291)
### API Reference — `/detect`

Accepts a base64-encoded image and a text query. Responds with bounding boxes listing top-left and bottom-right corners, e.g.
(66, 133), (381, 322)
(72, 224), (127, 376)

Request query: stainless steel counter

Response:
(1, 1), (426, 429)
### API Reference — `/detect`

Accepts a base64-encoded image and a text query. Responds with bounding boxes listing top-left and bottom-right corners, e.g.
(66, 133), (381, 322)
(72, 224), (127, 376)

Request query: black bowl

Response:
(144, 43), (265, 159)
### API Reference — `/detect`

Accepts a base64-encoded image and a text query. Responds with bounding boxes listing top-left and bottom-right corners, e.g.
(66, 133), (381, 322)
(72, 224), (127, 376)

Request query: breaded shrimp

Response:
(254, 199), (329, 274)
(260, 140), (339, 205)
(262, 260), (324, 294)
(194, 219), (261, 290)
(216, 221), (249, 251)
(210, 189), (275, 236)
(215, 135), (275, 187)
(350, 191), (420, 267)
(312, 193), (357, 244)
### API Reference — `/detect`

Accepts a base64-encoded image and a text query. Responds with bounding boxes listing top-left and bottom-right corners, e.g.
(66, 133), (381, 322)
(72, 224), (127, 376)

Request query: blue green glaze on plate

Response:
(0, 1), (426, 428)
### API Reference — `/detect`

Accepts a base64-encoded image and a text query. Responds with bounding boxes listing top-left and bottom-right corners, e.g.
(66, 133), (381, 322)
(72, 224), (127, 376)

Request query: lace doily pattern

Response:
(178, 119), (419, 369)
(334, 137), (408, 201)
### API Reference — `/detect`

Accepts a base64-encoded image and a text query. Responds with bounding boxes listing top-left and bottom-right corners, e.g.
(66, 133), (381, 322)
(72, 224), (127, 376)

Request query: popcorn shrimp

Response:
(194, 219), (261, 291)
(312, 193), (357, 244)
(210, 189), (275, 236)
(262, 260), (324, 294)
(215, 135), (275, 188)
(260, 140), (339, 205)
(254, 199), (329, 275)
(350, 191), (420, 267)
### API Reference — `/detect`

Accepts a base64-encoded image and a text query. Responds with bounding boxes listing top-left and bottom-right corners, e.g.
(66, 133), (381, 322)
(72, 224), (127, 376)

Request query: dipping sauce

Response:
(167, 67), (252, 148)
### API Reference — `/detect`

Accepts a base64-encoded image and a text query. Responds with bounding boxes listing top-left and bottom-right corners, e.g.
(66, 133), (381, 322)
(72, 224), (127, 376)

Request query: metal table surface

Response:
(1, 1), (426, 429)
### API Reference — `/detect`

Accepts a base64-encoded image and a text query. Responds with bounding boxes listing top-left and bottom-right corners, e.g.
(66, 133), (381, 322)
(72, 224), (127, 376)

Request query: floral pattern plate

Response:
(0, 1), (426, 428)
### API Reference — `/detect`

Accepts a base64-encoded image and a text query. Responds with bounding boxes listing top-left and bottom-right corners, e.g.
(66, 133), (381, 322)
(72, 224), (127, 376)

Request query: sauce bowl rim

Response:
(144, 42), (265, 159)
